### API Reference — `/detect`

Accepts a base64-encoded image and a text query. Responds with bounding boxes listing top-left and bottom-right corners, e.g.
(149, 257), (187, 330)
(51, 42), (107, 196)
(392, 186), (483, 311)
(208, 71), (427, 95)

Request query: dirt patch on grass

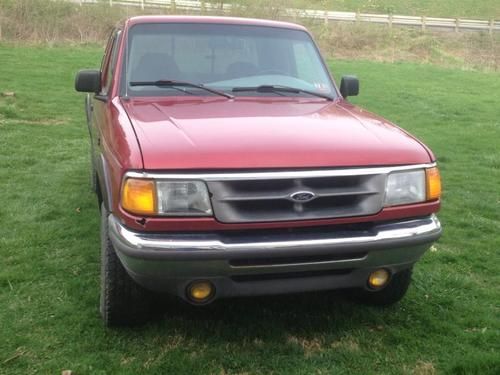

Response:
(330, 336), (360, 352)
(287, 335), (324, 356)
(412, 360), (437, 375)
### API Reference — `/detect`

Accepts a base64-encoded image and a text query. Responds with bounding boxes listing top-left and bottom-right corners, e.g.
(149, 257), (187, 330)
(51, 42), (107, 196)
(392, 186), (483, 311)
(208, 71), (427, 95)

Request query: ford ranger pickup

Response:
(75, 16), (442, 326)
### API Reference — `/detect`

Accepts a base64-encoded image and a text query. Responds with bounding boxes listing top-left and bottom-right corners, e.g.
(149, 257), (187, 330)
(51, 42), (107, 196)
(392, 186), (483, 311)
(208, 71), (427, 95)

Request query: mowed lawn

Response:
(0, 44), (499, 374)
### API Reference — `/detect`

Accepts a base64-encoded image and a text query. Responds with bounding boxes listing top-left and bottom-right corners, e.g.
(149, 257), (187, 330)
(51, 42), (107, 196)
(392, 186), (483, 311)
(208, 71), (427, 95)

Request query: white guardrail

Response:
(72, 0), (500, 33)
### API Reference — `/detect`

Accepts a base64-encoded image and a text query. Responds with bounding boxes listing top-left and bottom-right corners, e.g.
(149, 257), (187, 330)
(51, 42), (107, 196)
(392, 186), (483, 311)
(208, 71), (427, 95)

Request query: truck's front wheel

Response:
(353, 268), (413, 306)
(100, 204), (154, 326)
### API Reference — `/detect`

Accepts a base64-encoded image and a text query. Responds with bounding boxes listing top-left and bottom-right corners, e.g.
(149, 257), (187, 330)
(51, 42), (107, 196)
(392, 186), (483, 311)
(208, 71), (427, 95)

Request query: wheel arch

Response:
(95, 154), (114, 212)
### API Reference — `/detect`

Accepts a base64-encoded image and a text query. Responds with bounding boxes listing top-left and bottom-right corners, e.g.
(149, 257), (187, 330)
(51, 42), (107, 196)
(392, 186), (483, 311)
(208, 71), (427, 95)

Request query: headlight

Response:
(121, 178), (212, 216)
(384, 167), (441, 206)
(384, 170), (425, 206)
(156, 181), (212, 216)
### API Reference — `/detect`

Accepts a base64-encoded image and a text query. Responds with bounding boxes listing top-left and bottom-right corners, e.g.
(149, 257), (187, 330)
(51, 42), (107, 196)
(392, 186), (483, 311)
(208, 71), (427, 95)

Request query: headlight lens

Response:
(121, 178), (212, 216)
(384, 170), (426, 206)
(156, 181), (212, 216)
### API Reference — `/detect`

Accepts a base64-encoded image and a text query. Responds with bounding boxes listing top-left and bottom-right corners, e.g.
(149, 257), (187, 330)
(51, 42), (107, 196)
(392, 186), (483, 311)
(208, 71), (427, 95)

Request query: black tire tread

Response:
(100, 204), (153, 326)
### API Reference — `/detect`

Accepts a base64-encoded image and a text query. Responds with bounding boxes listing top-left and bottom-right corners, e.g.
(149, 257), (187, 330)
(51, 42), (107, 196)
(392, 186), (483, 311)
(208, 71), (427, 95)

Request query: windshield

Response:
(124, 22), (336, 98)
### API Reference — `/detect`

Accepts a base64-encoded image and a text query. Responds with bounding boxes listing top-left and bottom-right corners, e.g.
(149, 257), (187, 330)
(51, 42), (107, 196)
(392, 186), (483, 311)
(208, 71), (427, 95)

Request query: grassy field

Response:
(278, 0), (500, 19)
(1, 44), (499, 374)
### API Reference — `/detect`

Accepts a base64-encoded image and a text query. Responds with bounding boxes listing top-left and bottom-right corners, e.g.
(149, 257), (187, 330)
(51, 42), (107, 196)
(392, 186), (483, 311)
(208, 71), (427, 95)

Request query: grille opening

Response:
(231, 269), (353, 282)
(229, 251), (367, 267)
(303, 175), (364, 189)
(232, 199), (293, 213)
(306, 195), (361, 210)
(223, 176), (367, 194)
(226, 195), (366, 221)
(227, 179), (291, 193)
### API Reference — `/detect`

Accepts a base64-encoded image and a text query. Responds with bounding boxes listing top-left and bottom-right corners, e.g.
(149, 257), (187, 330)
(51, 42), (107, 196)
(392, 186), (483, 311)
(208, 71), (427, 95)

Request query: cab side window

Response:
(100, 31), (121, 96)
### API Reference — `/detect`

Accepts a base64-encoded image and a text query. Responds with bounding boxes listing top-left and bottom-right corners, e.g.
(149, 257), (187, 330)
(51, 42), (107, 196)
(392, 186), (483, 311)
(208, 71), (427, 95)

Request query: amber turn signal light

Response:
(426, 167), (441, 201)
(121, 178), (156, 215)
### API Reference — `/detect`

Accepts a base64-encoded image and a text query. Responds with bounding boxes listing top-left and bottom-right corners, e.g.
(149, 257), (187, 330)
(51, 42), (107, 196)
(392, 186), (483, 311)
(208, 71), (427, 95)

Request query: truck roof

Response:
(126, 15), (307, 31)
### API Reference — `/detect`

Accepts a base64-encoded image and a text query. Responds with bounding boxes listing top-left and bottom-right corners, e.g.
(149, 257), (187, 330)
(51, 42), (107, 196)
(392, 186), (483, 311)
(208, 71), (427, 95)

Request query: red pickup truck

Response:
(75, 16), (442, 326)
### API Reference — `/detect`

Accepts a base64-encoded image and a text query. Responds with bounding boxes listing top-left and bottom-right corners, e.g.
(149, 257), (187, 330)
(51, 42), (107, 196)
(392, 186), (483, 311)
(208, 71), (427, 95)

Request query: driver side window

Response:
(100, 31), (121, 96)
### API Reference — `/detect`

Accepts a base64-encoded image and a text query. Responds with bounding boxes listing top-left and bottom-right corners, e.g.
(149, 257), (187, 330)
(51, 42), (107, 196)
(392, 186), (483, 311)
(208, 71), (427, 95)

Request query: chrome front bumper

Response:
(108, 214), (441, 299)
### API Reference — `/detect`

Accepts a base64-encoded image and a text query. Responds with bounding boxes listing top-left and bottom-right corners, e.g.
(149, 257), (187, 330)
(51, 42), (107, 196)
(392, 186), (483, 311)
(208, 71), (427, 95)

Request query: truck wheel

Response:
(353, 268), (413, 306)
(100, 203), (153, 326)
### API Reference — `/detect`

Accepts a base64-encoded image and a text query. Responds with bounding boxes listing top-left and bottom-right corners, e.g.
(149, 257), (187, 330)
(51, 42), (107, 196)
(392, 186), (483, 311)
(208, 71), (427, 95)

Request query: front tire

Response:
(99, 204), (154, 326)
(353, 268), (413, 306)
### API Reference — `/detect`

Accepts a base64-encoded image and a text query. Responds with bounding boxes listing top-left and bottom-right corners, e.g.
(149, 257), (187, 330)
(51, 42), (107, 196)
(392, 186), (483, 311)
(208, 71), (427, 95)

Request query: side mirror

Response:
(340, 75), (359, 98)
(75, 69), (101, 93)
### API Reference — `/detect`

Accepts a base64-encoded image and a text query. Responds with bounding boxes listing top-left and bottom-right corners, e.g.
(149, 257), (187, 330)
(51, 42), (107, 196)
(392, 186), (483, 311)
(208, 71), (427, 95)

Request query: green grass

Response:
(229, 0), (500, 19)
(328, 0), (500, 19)
(1, 44), (499, 374)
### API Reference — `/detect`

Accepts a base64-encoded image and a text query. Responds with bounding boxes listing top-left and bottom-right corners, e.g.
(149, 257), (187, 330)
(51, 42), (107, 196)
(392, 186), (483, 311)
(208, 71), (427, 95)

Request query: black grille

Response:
(207, 174), (385, 223)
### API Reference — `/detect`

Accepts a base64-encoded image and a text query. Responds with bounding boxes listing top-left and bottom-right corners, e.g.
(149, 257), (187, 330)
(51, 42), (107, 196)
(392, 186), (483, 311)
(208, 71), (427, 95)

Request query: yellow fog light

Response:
(187, 281), (215, 303)
(426, 167), (441, 201)
(121, 178), (156, 215)
(368, 269), (390, 289)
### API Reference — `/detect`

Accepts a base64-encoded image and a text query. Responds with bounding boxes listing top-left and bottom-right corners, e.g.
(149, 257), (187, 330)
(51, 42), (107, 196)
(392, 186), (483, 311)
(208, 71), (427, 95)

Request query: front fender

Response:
(96, 154), (114, 212)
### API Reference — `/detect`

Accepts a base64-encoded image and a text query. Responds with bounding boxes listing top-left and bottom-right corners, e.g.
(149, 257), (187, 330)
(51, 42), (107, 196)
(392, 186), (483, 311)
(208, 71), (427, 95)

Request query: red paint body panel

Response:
(121, 97), (431, 170)
(101, 97), (144, 169)
(119, 200), (440, 232)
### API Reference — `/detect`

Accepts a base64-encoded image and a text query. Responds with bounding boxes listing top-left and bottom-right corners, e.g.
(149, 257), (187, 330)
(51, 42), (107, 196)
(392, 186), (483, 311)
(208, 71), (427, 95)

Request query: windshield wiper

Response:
(129, 80), (234, 99)
(232, 85), (333, 101)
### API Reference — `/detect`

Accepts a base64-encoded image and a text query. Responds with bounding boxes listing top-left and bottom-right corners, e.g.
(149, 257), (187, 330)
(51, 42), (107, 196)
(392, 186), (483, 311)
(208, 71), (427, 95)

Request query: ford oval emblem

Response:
(290, 191), (316, 203)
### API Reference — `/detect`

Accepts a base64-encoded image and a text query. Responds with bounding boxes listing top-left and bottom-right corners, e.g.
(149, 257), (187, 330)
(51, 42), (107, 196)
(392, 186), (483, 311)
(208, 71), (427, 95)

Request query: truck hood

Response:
(122, 97), (431, 170)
